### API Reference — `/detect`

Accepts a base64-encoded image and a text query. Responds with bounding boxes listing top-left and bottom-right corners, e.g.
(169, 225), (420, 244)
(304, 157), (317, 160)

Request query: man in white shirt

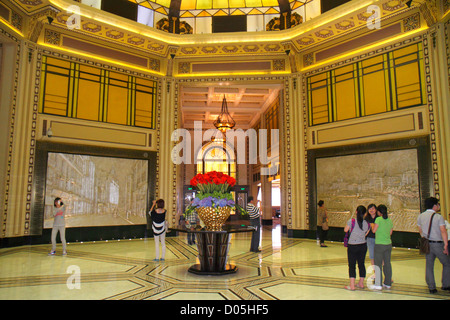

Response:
(417, 197), (450, 293)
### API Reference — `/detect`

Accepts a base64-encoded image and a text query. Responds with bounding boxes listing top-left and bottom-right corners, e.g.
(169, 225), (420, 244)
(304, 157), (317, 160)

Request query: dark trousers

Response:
(249, 218), (261, 252)
(374, 244), (392, 286)
(187, 232), (195, 245)
(317, 226), (328, 244)
(425, 242), (450, 290)
(347, 243), (367, 278)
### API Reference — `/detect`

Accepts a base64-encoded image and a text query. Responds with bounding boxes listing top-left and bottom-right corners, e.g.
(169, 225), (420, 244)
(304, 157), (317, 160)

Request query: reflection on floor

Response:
(0, 224), (449, 300)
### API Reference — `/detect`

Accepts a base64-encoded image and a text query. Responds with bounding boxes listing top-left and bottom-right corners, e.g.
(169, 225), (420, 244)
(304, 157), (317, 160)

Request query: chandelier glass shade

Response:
(214, 95), (236, 133)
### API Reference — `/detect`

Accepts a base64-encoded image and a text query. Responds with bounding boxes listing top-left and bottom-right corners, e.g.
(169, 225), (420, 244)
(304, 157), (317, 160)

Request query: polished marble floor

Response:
(0, 224), (449, 300)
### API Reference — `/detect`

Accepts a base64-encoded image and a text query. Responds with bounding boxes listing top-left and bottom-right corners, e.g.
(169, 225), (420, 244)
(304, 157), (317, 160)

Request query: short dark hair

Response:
(54, 197), (62, 207)
(156, 199), (165, 208)
(318, 200), (324, 207)
(248, 196), (254, 203)
(424, 197), (439, 210)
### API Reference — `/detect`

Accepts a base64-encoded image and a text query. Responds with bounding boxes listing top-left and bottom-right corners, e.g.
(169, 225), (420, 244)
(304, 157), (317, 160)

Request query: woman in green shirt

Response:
(372, 204), (394, 290)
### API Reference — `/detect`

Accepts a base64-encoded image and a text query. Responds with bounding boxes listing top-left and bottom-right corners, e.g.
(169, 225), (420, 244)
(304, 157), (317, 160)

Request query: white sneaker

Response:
(382, 284), (391, 289)
(48, 251), (56, 256)
(372, 285), (382, 290)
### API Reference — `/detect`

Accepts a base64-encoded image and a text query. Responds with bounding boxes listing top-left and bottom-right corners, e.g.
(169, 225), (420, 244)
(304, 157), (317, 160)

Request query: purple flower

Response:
(199, 197), (212, 207)
(217, 198), (228, 207)
(192, 197), (201, 206)
(227, 199), (235, 206)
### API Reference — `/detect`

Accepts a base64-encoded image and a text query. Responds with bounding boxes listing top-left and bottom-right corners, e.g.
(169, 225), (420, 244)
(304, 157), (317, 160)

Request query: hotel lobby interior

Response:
(0, 0), (449, 301)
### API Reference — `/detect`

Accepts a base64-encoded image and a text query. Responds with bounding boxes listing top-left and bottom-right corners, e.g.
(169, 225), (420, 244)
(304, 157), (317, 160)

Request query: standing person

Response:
(372, 204), (394, 290)
(417, 197), (450, 293)
(247, 196), (261, 253)
(365, 204), (377, 265)
(317, 200), (329, 247)
(49, 197), (67, 256)
(344, 205), (370, 290)
(185, 201), (200, 245)
(149, 199), (167, 261)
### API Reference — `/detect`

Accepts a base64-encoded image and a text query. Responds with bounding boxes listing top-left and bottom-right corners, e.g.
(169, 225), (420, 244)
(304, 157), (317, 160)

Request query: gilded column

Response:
(430, 21), (450, 219)
(289, 75), (308, 231)
(281, 75), (308, 235)
(4, 40), (38, 237)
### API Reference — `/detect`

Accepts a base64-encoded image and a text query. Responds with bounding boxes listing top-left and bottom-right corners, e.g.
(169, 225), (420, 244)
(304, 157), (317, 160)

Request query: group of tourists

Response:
(48, 194), (449, 294)
(318, 197), (449, 294)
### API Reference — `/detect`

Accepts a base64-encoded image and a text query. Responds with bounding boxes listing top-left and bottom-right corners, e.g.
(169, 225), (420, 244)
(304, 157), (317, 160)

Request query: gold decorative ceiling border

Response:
(2, 0), (440, 63)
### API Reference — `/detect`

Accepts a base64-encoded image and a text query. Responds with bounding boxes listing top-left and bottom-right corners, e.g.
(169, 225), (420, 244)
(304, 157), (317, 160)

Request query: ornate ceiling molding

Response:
(1, 0), (445, 74)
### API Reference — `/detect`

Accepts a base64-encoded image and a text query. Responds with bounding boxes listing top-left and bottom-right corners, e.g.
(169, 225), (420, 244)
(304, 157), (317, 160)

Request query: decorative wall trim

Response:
(0, 26), (20, 237)
(39, 48), (161, 81)
(315, 22), (402, 62)
(312, 112), (423, 146)
(46, 120), (149, 147)
(422, 32), (440, 199)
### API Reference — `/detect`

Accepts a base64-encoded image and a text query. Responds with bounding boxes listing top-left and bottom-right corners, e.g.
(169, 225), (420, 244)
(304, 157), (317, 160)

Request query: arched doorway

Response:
(196, 140), (236, 178)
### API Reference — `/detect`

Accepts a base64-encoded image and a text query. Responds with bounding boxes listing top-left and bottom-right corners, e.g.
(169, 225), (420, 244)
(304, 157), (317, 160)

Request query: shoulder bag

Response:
(418, 213), (435, 255)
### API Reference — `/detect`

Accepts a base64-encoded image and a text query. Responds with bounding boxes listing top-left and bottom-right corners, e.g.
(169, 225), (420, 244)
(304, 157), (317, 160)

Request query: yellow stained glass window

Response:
(197, 143), (236, 178)
(307, 43), (424, 127)
(40, 56), (157, 129)
(333, 65), (358, 121)
(106, 72), (129, 126)
(75, 65), (102, 122)
(41, 56), (71, 116)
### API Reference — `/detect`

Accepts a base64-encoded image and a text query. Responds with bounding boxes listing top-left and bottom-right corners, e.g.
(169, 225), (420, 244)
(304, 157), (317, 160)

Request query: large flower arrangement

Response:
(186, 171), (246, 229)
(189, 171), (236, 208)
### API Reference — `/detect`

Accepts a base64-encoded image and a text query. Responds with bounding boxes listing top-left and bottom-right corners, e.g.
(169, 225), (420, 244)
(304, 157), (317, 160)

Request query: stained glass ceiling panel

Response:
(133, 0), (312, 10)
(144, 0), (307, 10)
(228, 0), (246, 8)
(196, 0), (213, 9)
(134, 0), (310, 16)
(155, 0), (171, 7)
(180, 0), (197, 10)
(213, 0), (229, 9)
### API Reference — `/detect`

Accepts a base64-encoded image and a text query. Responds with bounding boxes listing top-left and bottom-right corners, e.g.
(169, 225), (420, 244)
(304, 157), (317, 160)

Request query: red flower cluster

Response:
(190, 171), (236, 187)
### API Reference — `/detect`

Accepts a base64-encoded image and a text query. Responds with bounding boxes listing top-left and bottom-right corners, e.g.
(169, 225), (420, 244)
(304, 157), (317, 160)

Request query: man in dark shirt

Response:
(247, 196), (261, 253)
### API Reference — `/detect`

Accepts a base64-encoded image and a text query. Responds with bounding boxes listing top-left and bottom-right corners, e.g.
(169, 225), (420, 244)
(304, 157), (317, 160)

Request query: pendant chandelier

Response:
(214, 95), (236, 133)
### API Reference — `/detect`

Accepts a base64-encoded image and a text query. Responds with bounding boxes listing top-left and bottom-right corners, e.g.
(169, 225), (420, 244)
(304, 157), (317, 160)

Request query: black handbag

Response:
(418, 213), (435, 255)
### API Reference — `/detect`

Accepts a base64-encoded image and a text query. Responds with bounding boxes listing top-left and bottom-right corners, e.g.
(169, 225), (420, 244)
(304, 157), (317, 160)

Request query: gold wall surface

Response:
(0, 0), (449, 239)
